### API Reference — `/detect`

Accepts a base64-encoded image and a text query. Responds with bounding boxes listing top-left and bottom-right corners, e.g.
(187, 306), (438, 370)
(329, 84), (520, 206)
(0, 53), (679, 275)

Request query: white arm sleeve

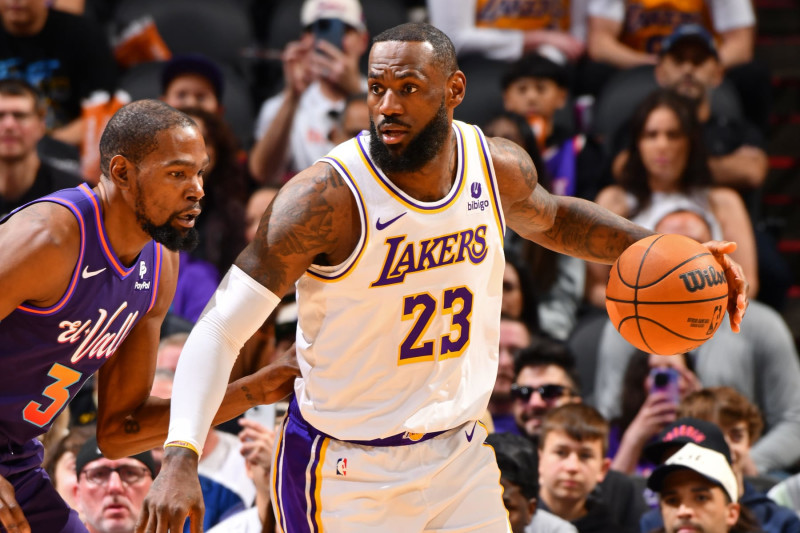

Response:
(165, 265), (281, 454)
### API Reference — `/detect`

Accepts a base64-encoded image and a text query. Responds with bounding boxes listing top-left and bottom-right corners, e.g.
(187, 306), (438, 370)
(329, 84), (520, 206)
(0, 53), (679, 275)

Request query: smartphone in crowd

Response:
(311, 18), (345, 51)
(649, 366), (680, 405)
(243, 404), (276, 429)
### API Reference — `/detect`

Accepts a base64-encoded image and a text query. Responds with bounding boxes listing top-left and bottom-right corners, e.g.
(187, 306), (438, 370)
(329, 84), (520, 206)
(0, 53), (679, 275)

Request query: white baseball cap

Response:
(301, 0), (365, 31)
(647, 442), (738, 503)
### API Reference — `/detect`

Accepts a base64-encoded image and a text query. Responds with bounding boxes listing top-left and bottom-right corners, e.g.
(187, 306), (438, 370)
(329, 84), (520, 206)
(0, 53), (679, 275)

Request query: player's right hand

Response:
(136, 447), (204, 533)
(0, 474), (29, 533)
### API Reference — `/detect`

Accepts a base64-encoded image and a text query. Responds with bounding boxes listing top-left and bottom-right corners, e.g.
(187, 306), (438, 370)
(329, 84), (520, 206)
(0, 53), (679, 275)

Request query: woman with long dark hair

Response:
(585, 89), (758, 309)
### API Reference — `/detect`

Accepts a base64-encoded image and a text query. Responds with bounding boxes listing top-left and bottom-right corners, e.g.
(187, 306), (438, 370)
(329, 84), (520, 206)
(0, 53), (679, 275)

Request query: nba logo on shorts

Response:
(471, 182), (482, 199)
(139, 260), (147, 279)
(336, 458), (347, 476)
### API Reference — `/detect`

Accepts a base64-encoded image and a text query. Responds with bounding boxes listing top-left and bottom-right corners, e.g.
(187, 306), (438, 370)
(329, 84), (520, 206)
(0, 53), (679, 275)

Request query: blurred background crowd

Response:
(3, 0), (799, 531)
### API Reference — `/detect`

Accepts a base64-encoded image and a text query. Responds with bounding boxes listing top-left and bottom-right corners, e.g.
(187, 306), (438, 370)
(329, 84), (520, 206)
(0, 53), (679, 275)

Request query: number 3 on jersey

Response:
(23, 363), (82, 427)
(399, 286), (473, 364)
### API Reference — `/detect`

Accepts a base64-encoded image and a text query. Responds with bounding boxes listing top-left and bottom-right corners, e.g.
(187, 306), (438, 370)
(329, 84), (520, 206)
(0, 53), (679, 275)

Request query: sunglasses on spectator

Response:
(81, 465), (151, 486)
(510, 383), (573, 402)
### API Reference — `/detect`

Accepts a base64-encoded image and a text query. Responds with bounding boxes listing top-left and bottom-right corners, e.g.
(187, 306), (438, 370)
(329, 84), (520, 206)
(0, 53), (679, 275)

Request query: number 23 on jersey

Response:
(399, 285), (473, 365)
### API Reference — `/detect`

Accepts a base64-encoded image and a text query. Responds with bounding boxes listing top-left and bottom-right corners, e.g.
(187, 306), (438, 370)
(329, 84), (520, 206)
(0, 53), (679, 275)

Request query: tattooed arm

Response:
(489, 137), (748, 331)
(96, 250), (298, 458)
(236, 161), (361, 295)
(489, 136), (652, 264)
(136, 162), (358, 533)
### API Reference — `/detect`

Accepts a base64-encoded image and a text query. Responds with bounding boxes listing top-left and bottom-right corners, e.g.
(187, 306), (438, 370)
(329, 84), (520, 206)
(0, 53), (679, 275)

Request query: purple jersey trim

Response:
(79, 184), (136, 279)
(273, 414), (328, 533)
(147, 243), (163, 312)
(287, 398), (447, 446)
(355, 124), (466, 212)
(17, 197), (86, 316)
(473, 125), (506, 235)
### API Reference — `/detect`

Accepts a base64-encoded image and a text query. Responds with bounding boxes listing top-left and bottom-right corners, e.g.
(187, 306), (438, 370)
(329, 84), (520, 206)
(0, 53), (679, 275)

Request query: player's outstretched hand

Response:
(703, 240), (748, 332)
(136, 447), (204, 533)
(0, 474), (29, 533)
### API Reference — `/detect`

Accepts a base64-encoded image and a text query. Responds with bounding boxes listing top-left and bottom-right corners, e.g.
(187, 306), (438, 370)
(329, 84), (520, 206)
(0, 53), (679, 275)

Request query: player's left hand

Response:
(703, 240), (748, 333)
(136, 447), (204, 533)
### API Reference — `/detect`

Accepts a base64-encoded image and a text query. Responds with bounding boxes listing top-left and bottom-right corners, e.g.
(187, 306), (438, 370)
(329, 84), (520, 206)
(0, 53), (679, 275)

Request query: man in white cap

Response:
(647, 442), (761, 533)
(249, 0), (369, 185)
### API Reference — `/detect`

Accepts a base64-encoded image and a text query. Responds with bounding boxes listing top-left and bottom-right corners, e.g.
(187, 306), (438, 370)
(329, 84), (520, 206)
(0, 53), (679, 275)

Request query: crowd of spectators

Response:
(4, 0), (798, 531)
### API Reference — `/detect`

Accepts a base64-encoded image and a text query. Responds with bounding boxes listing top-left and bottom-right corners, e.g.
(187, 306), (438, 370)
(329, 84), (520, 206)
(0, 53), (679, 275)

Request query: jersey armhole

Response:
(305, 157), (368, 282)
(17, 198), (86, 315)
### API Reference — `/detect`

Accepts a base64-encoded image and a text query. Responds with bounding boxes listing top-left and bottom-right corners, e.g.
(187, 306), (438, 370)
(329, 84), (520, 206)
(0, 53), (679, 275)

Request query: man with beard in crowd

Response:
(140, 23), (748, 532)
(0, 99), (295, 532)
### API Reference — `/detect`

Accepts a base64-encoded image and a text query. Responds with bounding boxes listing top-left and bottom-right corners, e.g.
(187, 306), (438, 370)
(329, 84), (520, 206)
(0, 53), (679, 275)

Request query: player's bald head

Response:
(99, 99), (197, 178)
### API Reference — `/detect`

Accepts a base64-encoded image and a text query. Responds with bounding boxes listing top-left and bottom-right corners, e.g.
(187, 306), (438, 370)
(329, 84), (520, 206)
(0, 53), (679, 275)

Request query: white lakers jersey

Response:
(294, 120), (506, 440)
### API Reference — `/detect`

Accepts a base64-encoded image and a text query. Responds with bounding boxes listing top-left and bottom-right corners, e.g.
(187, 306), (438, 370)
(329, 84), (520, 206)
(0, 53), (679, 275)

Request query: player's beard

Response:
(134, 187), (199, 252)
(368, 98), (450, 174)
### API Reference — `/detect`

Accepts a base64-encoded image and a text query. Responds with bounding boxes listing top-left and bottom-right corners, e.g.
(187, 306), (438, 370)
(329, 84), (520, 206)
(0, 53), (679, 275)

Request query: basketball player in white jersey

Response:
(138, 23), (748, 533)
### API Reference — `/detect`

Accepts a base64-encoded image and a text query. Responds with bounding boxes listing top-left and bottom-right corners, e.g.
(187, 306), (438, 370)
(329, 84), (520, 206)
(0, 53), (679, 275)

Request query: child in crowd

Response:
(501, 53), (605, 200)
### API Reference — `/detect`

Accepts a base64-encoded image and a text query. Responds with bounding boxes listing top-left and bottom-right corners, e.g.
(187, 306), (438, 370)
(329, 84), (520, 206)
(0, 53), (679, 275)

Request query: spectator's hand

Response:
(702, 241), (748, 332)
(282, 36), (315, 98)
(674, 364), (702, 398)
(626, 391), (678, 445)
(524, 30), (586, 62)
(740, 449), (759, 477)
(0, 474), (29, 533)
(310, 39), (363, 95)
(238, 418), (277, 469)
(136, 447), (204, 533)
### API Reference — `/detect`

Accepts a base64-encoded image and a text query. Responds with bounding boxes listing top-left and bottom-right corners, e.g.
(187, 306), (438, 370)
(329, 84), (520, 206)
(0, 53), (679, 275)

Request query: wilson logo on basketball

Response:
(678, 266), (725, 293)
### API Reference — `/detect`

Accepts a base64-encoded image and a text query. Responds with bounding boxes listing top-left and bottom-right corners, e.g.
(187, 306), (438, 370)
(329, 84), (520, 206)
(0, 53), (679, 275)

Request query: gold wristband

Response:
(164, 440), (200, 456)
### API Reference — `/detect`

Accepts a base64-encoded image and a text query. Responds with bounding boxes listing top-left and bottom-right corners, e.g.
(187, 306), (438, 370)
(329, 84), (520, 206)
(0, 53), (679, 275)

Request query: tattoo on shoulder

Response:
(491, 137), (538, 191)
(244, 164), (345, 288)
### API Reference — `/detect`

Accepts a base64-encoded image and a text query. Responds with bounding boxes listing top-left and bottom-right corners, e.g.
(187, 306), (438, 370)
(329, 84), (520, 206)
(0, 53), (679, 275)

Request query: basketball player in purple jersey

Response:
(140, 24), (749, 532)
(0, 99), (296, 533)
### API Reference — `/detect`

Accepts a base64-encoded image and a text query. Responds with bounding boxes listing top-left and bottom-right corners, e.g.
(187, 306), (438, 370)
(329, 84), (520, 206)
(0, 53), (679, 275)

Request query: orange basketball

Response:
(605, 234), (728, 355)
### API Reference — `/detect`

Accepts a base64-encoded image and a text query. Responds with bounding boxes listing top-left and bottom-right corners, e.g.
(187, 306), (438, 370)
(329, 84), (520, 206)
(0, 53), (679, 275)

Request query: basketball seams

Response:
(606, 233), (727, 355)
(618, 316), (711, 343)
(633, 235), (664, 355)
(606, 294), (727, 305)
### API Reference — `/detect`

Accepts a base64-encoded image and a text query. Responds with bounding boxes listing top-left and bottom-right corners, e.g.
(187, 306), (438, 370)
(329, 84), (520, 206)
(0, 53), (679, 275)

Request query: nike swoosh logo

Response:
(375, 212), (407, 230)
(465, 421), (478, 442)
(81, 266), (106, 279)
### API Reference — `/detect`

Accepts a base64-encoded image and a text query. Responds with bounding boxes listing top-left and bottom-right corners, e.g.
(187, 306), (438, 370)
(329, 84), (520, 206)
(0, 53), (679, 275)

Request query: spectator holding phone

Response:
(608, 353), (701, 476)
(249, 0), (369, 185)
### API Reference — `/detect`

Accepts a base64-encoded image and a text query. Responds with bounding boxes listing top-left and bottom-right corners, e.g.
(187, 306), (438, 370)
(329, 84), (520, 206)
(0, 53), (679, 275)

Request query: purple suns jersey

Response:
(0, 184), (163, 446)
